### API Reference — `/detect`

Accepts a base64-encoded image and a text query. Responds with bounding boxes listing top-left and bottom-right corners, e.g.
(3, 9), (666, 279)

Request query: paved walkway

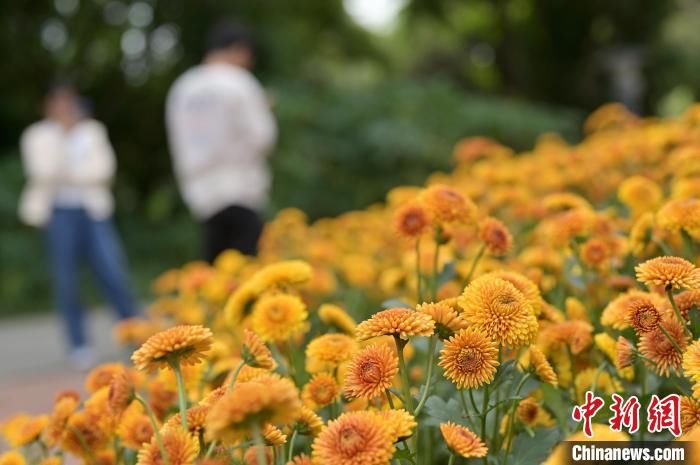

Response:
(0, 310), (127, 421)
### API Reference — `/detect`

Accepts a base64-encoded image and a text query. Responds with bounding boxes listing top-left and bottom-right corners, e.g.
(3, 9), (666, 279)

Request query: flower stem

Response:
(666, 286), (692, 337)
(394, 336), (415, 453)
(414, 335), (437, 416)
(251, 422), (266, 465)
(228, 360), (245, 391)
(658, 322), (684, 355)
(170, 359), (189, 430)
(465, 244), (486, 286)
(287, 428), (298, 463)
(448, 453), (455, 465)
(135, 395), (171, 465)
(416, 239), (423, 303)
(481, 384), (489, 465)
(431, 233), (441, 300)
(503, 373), (531, 465)
(385, 389), (396, 409)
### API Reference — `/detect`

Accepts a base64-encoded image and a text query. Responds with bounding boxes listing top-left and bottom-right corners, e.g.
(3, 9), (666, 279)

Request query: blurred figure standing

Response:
(166, 20), (277, 262)
(19, 83), (138, 369)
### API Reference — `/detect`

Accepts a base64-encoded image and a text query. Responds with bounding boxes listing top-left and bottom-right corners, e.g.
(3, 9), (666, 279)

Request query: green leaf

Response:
(436, 261), (457, 287)
(508, 427), (560, 465)
(393, 447), (417, 464)
(423, 395), (464, 426)
(542, 383), (569, 431)
(380, 298), (413, 309)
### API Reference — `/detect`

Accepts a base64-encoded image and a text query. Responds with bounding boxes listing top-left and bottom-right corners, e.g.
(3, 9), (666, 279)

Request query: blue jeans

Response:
(45, 207), (137, 350)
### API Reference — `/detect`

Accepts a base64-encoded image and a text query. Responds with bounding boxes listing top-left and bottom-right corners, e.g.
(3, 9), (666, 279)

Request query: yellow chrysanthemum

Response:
(242, 329), (277, 370)
(85, 363), (127, 393)
(61, 411), (111, 458)
(0, 451), (25, 465)
(318, 304), (357, 336)
(108, 368), (134, 416)
(344, 345), (399, 400)
(635, 256), (700, 290)
(615, 336), (636, 369)
(618, 175), (663, 214)
(481, 271), (542, 316)
(305, 334), (357, 373)
(439, 422), (488, 458)
(375, 409), (416, 442)
(43, 396), (79, 447)
(629, 212), (655, 257)
(136, 426), (199, 465)
(458, 276), (537, 347)
(417, 301), (468, 339)
(625, 295), (661, 334)
(311, 411), (395, 465)
(302, 373), (340, 409)
(251, 293), (308, 343)
(1, 414), (49, 448)
(574, 368), (622, 403)
(356, 308), (435, 341)
(131, 325), (213, 371)
(206, 375), (301, 443)
(526, 345), (558, 386)
(439, 328), (499, 389)
(594, 333), (634, 380)
(295, 406), (324, 436)
(263, 424), (287, 446)
(683, 339), (700, 397)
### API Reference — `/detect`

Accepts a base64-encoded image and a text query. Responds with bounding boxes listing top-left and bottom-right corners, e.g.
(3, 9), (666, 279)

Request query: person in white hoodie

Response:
(166, 20), (277, 262)
(19, 83), (137, 368)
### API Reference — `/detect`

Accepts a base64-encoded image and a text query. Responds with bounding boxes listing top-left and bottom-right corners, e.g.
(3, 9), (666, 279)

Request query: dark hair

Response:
(205, 20), (255, 55)
(46, 77), (77, 97)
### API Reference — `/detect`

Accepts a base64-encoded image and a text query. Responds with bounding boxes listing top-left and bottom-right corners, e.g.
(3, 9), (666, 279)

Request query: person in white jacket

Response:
(166, 20), (277, 262)
(19, 83), (137, 368)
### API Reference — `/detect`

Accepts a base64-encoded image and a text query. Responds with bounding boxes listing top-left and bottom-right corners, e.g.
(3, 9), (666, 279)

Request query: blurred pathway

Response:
(0, 310), (127, 421)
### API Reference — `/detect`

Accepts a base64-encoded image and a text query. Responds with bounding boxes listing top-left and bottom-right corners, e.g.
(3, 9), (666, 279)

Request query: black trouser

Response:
(203, 205), (263, 262)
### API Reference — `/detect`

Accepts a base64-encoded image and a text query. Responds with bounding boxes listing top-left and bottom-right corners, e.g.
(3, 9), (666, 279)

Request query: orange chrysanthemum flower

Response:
(344, 345), (399, 400)
(515, 397), (555, 427)
(639, 318), (689, 376)
(458, 276), (537, 347)
(305, 334), (358, 373)
(356, 308), (435, 341)
(0, 451), (26, 465)
(635, 256), (700, 290)
(117, 403), (155, 450)
(61, 411), (111, 458)
(420, 185), (475, 224)
(674, 289), (700, 320)
(615, 337), (636, 369)
(580, 238), (610, 269)
(625, 296), (661, 334)
(528, 345), (558, 387)
(393, 202), (432, 239)
(541, 320), (594, 355)
(136, 426), (199, 465)
(242, 329), (277, 370)
(375, 409), (416, 442)
(243, 446), (273, 465)
(205, 375), (301, 443)
(251, 293), (308, 343)
(43, 396), (79, 447)
(131, 325), (213, 371)
(311, 411), (395, 465)
(439, 329), (499, 389)
(478, 217), (513, 256)
(302, 373), (340, 409)
(166, 405), (208, 435)
(440, 422), (488, 458)
(108, 368), (134, 416)
(287, 453), (312, 465)
(417, 301), (468, 339)
(85, 363), (127, 393)
(681, 396), (700, 433)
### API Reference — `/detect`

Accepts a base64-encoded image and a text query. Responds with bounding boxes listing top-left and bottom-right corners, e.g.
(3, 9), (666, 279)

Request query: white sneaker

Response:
(69, 346), (97, 371)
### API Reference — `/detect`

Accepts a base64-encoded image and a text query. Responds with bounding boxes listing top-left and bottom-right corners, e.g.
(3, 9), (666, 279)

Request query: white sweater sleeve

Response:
(20, 125), (63, 183)
(65, 121), (116, 185)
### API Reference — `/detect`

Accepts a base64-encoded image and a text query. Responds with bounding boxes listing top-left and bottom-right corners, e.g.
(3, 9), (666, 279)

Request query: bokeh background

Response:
(2, 0), (700, 313)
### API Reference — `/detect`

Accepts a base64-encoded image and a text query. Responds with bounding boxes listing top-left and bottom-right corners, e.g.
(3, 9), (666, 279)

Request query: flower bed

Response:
(4, 103), (700, 464)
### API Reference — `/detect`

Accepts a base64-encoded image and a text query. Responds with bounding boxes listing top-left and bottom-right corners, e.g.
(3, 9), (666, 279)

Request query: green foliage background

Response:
(2, 0), (700, 311)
